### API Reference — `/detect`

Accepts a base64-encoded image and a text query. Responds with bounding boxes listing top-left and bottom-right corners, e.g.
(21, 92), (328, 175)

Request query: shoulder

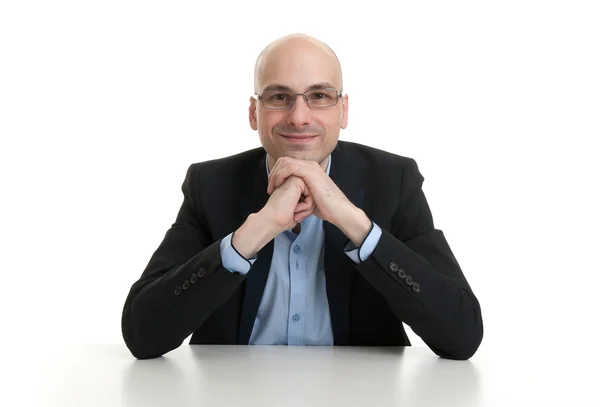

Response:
(190, 147), (264, 173)
(335, 141), (425, 197)
(185, 147), (264, 180)
(180, 147), (265, 196)
(336, 140), (420, 173)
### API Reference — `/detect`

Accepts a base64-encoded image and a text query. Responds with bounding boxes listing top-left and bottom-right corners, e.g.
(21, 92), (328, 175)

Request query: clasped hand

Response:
(264, 157), (353, 230)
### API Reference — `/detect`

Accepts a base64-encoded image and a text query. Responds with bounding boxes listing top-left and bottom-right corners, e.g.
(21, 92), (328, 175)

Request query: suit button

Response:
(190, 273), (198, 283)
(389, 262), (399, 272)
(397, 269), (406, 279)
(182, 280), (190, 290)
(197, 268), (206, 278)
(405, 275), (414, 286)
(412, 282), (421, 292)
(174, 286), (183, 296)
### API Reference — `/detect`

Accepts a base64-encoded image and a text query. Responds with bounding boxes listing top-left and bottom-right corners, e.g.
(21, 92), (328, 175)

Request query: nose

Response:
(286, 94), (312, 128)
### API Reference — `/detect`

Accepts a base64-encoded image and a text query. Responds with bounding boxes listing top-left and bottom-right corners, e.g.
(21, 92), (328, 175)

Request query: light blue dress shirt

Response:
(220, 155), (382, 345)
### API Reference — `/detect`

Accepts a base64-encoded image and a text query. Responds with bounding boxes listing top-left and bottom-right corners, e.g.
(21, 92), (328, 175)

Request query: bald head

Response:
(249, 34), (349, 169)
(253, 34), (343, 94)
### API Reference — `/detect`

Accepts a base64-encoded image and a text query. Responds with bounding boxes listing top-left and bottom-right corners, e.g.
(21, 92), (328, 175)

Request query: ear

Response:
(340, 94), (349, 129)
(249, 96), (258, 131)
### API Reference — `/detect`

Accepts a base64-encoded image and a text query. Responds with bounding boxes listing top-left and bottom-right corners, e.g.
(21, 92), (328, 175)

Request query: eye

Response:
(270, 93), (291, 101)
(308, 90), (334, 100)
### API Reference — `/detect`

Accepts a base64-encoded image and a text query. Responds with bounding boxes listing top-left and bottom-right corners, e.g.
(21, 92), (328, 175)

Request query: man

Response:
(121, 34), (483, 360)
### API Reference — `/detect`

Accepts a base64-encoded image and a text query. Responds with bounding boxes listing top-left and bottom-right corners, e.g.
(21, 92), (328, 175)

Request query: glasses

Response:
(256, 87), (342, 110)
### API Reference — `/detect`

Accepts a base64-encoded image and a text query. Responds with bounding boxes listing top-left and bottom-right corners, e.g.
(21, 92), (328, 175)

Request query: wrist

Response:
(232, 210), (281, 259)
(334, 205), (372, 247)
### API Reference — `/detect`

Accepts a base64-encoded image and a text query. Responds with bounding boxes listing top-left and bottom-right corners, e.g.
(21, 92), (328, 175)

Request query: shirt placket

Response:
(287, 233), (307, 345)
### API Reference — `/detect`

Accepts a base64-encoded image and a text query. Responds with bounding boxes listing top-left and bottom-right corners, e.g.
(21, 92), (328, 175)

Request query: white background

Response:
(1, 0), (598, 376)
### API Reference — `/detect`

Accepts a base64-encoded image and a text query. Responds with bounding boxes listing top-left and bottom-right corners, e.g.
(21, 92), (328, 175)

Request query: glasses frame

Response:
(255, 87), (343, 110)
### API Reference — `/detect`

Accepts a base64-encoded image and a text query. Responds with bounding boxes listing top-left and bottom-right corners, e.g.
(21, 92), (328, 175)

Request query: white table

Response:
(7, 344), (598, 406)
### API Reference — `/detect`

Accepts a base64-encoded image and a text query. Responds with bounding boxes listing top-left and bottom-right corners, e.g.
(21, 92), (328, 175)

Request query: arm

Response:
(342, 159), (483, 360)
(266, 155), (483, 359)
(121, 164), (249, 359)
(122, 167), (307, 359)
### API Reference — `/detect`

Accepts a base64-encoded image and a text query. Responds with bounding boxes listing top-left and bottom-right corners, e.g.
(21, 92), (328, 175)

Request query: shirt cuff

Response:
(344, 222), (382, 264)
(219, 231), (257, 275)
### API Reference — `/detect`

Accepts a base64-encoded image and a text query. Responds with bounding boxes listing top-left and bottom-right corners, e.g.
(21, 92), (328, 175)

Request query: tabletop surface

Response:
(6, 344), (598, 406)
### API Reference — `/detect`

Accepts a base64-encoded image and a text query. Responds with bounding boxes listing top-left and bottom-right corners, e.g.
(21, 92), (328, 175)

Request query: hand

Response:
(267, 157), (372, 246)
(263, 175), (316, 232)
(231, 175), (315, 259)
(267, 157), (349, 225)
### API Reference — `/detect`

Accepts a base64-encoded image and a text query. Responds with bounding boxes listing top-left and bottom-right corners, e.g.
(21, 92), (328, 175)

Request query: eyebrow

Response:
(261, 82), (338, 93)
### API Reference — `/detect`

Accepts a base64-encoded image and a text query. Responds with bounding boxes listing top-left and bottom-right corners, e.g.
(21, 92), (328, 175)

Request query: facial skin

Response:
(249, 34), (349, 172)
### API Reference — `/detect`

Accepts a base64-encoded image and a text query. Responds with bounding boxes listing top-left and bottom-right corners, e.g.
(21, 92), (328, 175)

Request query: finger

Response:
(294, 209), (313, 223)
(270, 166), (287, 191)
(267, 174), (284, 195)
(274, 166), (297, 189)
(281, 162), (319, 190)
(267, 174), (278, 195)
(267, 162), (278, 192)
(294, 193), (316, 213)
(268, 159), (318, 194)
(268, 157), (287, 183)
(268, 165), (298, 195)
(268, 161), (290, 194)
(294, 202), (313, 213)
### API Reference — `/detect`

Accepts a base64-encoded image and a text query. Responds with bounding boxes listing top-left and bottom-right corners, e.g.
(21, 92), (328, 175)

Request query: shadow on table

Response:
(187, 346), (481, 406)
(400, 354), (482, 406)
(188, 345), (408, 405)
(120, 345), (481, 406)
(120, 356), (192, 407)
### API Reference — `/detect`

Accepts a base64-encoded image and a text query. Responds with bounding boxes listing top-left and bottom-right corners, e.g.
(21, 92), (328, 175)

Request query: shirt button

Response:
(293, 245), (301, 254)
(292, 314), (301, 322)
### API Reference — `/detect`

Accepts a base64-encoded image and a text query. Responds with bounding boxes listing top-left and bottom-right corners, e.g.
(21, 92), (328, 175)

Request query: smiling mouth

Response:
(279, 134), (318, 139)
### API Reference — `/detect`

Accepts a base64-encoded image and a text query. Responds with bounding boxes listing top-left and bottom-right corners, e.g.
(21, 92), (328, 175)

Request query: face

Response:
(249, 39), (348, 170)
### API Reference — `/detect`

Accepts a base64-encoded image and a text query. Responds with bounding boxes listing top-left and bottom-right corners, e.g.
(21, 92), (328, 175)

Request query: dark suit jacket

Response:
(122, 141), (483, 360)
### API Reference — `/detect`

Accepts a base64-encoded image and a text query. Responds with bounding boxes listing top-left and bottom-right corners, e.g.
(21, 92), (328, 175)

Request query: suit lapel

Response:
(324, 142), (366, 345)
(237, 154), (274, 344)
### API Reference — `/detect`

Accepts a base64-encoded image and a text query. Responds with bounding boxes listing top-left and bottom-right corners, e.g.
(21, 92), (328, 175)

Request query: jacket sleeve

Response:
(121, 164), (246, 359)
(354, 158), (484, 360)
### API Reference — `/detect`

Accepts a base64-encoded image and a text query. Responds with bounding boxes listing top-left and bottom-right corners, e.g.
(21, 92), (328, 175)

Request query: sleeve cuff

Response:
(344, 222), (382, 264)
(219, 231), (257, 275)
